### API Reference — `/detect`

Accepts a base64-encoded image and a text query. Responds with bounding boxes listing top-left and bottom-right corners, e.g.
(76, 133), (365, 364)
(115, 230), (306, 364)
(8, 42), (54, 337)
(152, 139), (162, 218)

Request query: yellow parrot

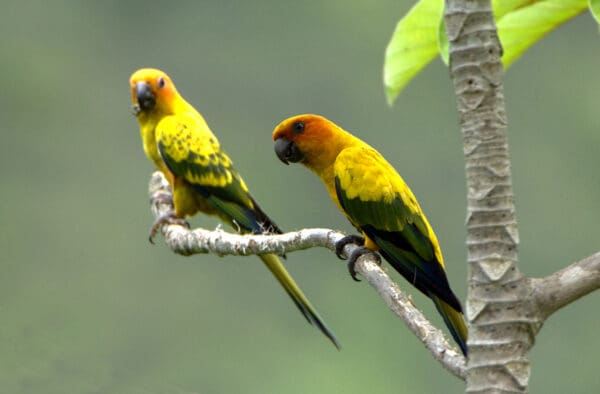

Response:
(129, 69), (338, 348)
(273, 114), (467, 355)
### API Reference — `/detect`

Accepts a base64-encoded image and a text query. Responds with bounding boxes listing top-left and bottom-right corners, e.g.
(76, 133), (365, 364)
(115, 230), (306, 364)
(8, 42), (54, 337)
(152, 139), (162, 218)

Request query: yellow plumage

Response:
(130, 69), (338, 348)
(273, 114), (467, 354)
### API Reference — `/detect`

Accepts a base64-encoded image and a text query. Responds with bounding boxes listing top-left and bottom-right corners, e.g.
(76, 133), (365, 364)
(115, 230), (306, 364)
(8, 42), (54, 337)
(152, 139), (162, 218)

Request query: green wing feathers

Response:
(156, 113), (338, 346)
(156, 114), (279, 234)
(334, 146), (467, 354)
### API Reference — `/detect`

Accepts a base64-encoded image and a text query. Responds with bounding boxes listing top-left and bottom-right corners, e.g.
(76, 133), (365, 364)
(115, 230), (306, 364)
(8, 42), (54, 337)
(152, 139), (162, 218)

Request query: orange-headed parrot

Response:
(273, 114), (467, 355)
(130, 70), (338, 348)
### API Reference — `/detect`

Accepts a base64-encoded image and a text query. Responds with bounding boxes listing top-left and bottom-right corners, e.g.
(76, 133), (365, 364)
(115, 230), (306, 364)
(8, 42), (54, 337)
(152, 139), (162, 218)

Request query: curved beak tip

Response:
(135, 82), (155, 111)
(274, 137), (291, 165)
(274, 136), (303, 165)
(131, 104), (141, 116)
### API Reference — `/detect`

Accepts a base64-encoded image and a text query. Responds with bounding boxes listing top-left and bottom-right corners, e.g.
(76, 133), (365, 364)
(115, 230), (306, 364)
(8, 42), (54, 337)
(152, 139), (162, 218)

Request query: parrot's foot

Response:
(347, 246), (381, 282)
(150, 191), (174, 206)
(335, 234), (365, 259)
(148, 212), (189, 244)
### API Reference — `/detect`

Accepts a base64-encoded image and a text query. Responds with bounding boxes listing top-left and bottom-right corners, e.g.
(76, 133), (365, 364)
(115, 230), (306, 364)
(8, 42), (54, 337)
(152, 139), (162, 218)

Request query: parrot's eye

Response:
(293, 121), (305, 134)
(157, 77), (166, 89)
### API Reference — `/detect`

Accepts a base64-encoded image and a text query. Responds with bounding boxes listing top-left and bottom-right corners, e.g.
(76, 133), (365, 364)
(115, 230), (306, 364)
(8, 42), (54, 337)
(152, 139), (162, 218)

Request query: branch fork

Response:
(148, 171), (467, 378)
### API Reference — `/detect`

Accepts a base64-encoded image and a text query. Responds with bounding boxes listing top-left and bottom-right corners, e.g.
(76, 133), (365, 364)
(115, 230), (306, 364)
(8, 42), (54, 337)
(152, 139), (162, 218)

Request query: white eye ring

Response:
(157, 77), (166, 89)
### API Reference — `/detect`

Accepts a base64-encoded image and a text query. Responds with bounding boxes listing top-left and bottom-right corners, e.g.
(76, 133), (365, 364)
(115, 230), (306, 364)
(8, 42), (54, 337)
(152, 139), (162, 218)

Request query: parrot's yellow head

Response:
(129, 68), (179, 116)
(273, 114), (350, 173)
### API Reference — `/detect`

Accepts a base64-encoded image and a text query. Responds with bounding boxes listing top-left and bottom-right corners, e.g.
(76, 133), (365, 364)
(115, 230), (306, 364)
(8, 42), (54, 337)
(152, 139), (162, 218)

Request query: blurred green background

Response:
(1, 1), (598, 393)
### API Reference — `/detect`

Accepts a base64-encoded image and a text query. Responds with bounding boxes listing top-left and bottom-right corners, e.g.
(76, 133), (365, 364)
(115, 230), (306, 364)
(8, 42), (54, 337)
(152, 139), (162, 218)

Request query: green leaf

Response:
(493, 0), (538, 20)
(383, 0), (443, 105)
(384, 0), (588, 104)
(499, 0), (587, 67)
(437, 18), (449, 65)
(589, 0), (600, 28)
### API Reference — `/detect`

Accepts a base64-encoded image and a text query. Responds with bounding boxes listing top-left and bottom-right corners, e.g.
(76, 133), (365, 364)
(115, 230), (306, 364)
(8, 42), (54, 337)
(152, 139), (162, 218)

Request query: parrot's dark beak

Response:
(274, 137), (303, 165)
(135, 81), (156, 112)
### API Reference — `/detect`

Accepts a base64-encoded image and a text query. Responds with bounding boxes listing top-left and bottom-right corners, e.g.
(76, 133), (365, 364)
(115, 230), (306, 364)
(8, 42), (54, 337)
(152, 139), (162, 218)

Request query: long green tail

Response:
(431, 295), (468, 355)
(259, 253), (340, 349)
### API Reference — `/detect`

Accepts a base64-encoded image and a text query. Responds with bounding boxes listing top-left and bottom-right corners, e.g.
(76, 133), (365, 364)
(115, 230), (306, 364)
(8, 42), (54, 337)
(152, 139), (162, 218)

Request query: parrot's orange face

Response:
(129, 68), (178, 116)
(272, 114), (341, 170)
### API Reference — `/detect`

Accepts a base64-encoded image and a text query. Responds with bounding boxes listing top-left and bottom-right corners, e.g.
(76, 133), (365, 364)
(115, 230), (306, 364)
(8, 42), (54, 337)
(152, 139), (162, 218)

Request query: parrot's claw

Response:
(335, 234), (365, 259)
(148, 212), (189, 244)
(347, 246), (381, 282)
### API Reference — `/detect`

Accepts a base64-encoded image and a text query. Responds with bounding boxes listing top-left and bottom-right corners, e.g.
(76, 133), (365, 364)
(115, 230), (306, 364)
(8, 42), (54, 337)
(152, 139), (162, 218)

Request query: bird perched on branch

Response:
(129, 69), (338, 348)
(273, 114), (467, 355)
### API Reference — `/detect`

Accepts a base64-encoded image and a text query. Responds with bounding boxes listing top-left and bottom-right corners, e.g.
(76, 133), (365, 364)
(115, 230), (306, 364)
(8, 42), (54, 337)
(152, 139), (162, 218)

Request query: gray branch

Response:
(148, 171), (466, 379)
(531, 252), (600, 319)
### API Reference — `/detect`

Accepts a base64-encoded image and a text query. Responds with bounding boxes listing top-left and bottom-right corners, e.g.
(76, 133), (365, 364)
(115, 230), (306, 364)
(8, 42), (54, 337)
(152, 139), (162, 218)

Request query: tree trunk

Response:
(444, 1), (533, 392)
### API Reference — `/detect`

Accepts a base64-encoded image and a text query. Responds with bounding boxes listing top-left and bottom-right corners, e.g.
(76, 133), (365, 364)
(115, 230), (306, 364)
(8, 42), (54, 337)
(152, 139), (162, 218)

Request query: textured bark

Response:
(444, 0), (600, 390)
(444, 1), (532, 393)
(148, 171), (467, 377)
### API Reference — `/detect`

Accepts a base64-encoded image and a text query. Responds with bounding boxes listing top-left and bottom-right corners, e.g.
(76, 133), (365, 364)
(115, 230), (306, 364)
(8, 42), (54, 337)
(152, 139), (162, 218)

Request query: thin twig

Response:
(147, 171), (467, 378)
(531, 252), (600, 318)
